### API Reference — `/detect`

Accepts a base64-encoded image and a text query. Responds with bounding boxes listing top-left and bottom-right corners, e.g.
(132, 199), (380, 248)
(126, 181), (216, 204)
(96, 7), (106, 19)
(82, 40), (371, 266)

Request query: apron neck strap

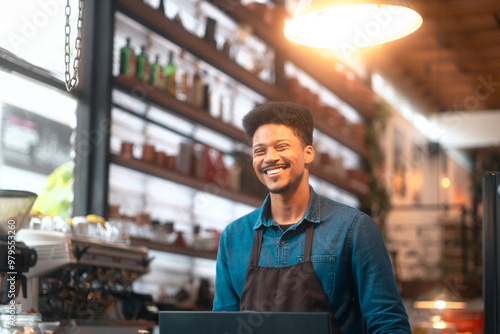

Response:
(303, 223), (315, 261)
(249, 228), (264, 266)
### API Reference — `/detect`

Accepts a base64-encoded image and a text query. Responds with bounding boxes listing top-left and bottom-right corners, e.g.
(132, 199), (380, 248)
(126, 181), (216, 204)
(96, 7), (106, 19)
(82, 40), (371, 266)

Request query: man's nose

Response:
(264, 148), (279, 162)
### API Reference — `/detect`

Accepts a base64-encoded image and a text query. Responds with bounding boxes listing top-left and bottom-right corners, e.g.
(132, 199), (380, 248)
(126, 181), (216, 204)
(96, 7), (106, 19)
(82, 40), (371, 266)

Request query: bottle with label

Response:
(202, 71), (211, 113)
(176, 49), (189, 101)
(136, 45), (150, 81)
(164, 51), (176, 95)
(119, 37), (136, 76)
(192, 66), (205, 108)
(209, 77), (222, 119)
(149, 54), (163, 88)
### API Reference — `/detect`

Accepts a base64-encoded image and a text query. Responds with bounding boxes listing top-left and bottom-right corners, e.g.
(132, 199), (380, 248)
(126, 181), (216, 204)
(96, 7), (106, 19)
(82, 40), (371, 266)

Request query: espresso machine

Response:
(16, 228), (152, 321)
(1, 189), (155, 333)
(0, 190), (38, 307)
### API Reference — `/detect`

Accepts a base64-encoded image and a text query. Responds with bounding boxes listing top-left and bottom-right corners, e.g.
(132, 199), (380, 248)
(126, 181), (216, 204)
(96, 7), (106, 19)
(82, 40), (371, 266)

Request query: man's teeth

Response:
(266, 168), (284, 175)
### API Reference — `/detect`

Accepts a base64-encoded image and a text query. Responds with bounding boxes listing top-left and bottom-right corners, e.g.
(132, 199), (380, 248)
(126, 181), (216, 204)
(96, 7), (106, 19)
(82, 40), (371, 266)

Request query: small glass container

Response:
(72, 216), (88, 237)
(0, 312), (43, 334)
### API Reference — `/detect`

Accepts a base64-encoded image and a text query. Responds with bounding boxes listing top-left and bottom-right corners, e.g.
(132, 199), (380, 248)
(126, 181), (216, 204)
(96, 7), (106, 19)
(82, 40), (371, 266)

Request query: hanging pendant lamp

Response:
(284, 0), (422, 49)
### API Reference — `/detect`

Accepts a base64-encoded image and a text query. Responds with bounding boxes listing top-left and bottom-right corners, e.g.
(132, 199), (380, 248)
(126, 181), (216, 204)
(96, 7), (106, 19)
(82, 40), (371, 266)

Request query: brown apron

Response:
(240, 223), (342, 334)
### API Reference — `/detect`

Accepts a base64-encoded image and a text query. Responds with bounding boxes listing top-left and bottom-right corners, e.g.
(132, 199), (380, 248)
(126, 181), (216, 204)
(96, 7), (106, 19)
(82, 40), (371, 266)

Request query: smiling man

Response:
(213, 101), (411, 334)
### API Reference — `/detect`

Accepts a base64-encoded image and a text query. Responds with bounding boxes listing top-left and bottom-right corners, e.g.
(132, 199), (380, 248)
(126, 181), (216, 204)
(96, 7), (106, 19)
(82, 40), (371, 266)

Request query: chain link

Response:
(64, 0), (85, 92)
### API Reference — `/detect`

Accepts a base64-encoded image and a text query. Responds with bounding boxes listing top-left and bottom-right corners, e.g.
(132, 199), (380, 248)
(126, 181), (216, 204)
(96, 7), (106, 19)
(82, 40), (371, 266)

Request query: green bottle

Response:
(149, 55), (162, 87)
(164, 51), (176, 95)
(119, 37), (136, 76)
(136, 46), (149, 81)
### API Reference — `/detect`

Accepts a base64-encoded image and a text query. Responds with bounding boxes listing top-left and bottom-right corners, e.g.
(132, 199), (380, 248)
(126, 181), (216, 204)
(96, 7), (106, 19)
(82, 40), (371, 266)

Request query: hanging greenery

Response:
(360, 99), (392, 236)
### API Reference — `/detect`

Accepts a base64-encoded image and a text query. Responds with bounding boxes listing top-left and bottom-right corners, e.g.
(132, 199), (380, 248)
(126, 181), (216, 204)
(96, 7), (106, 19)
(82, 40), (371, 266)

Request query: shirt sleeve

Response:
(212, 228), (240, 311)
(350, 212), (411, 334)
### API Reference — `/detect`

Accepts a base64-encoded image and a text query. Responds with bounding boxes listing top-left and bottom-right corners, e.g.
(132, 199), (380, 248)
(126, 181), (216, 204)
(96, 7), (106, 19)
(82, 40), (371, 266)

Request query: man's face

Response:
(252, 124), (314, 194)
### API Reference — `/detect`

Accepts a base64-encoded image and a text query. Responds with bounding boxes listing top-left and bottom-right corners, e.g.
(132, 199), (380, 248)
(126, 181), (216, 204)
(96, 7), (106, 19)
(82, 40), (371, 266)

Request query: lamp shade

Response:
(284, 0), (422, 48)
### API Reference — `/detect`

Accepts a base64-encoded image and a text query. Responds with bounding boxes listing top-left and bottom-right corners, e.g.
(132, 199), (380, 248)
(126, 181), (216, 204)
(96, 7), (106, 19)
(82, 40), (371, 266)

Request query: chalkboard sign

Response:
(1, 103), (72, 175)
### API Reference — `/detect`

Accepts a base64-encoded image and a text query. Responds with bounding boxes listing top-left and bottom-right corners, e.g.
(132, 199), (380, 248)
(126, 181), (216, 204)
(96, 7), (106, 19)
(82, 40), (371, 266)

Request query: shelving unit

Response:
(109, 0), (374, 261)
(114, 75), (368, 159)
(207, 0), (375, 120)
(115, 0), (288, 101)
(114, 75), (248, 143)
(130, 236), (217, 260)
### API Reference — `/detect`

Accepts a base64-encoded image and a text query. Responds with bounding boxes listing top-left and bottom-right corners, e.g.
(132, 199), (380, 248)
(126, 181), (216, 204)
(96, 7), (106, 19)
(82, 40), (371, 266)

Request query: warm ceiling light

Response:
(284, 0), (423, 49)
(441, 177), (450, 189)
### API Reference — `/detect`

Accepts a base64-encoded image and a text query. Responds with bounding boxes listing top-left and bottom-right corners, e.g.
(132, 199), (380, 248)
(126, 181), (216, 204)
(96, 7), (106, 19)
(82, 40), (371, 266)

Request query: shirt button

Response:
(280, 240), (285, 245)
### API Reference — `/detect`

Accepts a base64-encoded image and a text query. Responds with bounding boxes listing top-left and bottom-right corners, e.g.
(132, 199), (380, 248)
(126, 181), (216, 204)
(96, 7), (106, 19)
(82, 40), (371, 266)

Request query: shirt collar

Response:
(253, 186), (322, 229)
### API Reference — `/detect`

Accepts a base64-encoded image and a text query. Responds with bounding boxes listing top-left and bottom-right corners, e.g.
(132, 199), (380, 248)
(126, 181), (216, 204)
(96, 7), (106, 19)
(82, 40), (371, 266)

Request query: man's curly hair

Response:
(242, 101), (314, 146)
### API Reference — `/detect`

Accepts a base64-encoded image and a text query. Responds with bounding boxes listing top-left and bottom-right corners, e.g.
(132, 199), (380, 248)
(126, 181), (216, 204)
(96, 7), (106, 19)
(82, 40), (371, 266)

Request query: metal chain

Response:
(64, 0), (85, 92)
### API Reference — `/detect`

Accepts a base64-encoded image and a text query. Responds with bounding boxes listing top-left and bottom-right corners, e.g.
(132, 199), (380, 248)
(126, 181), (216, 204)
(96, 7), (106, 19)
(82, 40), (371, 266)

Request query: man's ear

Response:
(304, 145), (314, 164)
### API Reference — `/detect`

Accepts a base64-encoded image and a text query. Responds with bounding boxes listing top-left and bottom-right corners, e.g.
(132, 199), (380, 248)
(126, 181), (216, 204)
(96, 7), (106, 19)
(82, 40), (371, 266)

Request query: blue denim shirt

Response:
(213, 187), (411, 334)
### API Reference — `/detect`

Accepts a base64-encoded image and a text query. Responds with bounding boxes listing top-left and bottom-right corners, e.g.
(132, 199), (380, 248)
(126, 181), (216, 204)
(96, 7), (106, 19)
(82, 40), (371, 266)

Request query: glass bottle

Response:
(202, 71), (211, 112)
(164, 51), (176, 95)
(209, 77), (222, 119)
(119, 37), (136, 76)
(192, 65), (204, 108)
(149, 54), (163, 88)
(136, 45), (150, 81)
(176, 49), (189, 101)
(164, 221), (177, 244)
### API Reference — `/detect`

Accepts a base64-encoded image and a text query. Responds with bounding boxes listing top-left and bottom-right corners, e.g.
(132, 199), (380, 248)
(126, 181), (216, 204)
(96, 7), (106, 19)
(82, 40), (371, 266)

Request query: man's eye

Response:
(276, 145), (288, 151)
(253, 150), (265, 156)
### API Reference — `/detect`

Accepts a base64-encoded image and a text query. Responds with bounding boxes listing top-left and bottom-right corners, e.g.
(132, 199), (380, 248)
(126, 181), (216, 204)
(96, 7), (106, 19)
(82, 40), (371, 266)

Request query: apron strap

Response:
(303, 223), (315, 261)
(249, 228), (264, 266)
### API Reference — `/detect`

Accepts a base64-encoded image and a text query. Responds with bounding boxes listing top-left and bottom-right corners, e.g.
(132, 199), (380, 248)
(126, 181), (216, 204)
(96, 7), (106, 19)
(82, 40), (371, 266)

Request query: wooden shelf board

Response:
(312, 115), (368, 158)
(309, 165), (368, 199)
(111, 153), (264, 207)
(114, 75), (248, 143)
(130, 236), (217, 260)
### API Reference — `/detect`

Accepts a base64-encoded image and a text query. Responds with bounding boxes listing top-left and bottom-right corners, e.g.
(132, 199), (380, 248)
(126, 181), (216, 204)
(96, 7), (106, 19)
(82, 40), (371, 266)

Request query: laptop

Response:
(159, 311), (331, 334)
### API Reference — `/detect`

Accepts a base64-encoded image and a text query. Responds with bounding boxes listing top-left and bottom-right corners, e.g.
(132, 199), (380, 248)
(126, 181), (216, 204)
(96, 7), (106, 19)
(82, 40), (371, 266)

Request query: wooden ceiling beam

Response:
(440, 95), (498, 111)
(436, 29), (500, 47)
(414, 74), (500, 86)
(410, 14), (498, 37)
(422, 14), (499, 34)
(412, 0), (500, 18)
(376, 67), (439, 110)
(369, 1), (500, 113)
(460, 60), (500, 72)
(394, 46), (500, 62)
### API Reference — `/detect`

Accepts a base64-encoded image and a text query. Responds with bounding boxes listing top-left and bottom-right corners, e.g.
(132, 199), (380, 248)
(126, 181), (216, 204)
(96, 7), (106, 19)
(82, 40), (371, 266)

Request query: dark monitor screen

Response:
(159, 311), (331, 334)
(483, 171), (500, 334)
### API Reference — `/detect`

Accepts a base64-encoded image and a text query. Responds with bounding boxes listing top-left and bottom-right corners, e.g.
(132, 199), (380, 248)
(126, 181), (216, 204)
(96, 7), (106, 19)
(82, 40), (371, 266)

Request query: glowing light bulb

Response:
(284, 1), (422, 48)
(434, 300), (446, 309)
(441, 177), (450, 189)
